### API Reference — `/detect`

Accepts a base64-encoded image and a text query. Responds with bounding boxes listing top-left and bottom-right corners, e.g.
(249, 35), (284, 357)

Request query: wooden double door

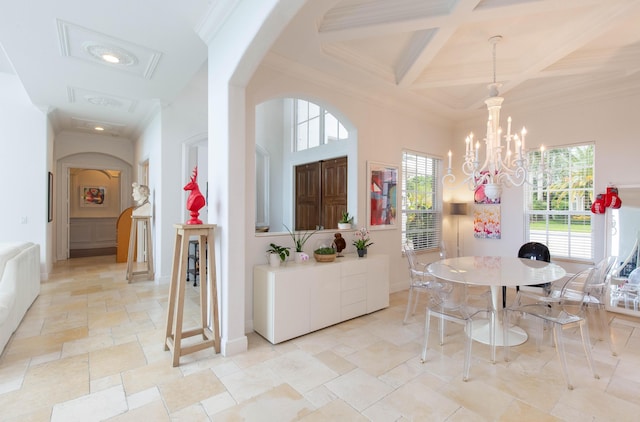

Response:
(295, 156), (347, 231)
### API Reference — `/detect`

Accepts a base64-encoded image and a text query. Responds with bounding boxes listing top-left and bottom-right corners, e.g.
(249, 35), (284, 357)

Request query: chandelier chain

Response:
(492, 40), (497, 84)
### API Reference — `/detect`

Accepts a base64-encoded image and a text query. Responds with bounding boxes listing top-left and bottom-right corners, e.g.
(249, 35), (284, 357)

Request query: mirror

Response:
(606, 185), (640, 316)
(255, 98), (358, 233)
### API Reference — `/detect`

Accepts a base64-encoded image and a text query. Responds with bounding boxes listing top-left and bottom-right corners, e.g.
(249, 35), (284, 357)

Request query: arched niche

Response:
(254, 97), (357, 234)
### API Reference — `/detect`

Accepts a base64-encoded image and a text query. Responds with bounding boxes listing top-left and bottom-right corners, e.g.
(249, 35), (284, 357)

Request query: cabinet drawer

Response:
(342, 301), (366, 320)
(342, 287), (366, 305)
(341, 260), (367, 277)
(342, 273), (366, 291)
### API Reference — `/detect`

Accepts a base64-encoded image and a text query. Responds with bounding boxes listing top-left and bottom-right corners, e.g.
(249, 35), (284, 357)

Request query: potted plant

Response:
(266, 243), (290, 267)
(284, 224), (317, 263)
(313, 246), (337, 263)
(353, 228), (374, 257)
(338, 211), (354, 230)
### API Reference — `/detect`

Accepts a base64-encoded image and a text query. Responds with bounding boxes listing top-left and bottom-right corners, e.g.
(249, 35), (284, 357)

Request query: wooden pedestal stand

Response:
(126, 216), (154, 282)
(164, 224), (220, 366)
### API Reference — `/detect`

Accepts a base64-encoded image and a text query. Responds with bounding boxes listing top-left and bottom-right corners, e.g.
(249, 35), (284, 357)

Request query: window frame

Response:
(401, 150), (443, 252)
(524, 142), (595, 261)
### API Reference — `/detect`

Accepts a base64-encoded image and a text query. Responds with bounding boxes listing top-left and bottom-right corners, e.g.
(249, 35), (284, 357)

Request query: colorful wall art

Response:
(473, 204), (501, 239)
(367, 161), (397, 229)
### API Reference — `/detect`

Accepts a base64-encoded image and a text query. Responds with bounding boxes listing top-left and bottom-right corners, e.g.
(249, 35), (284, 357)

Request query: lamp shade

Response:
(450, 202), (468, 216)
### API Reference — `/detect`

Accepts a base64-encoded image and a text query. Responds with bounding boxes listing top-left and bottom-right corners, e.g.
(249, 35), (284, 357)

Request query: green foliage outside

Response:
(527, 144), (594, 239)
(404, 174), (438, 249)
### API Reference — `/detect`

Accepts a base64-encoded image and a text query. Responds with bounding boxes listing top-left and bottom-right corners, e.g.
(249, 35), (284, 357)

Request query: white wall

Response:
(69, 169), (121, 218)
(0, 74), (49, 275)
(135, 64), (208, 283)
(245, 64), (454, 330)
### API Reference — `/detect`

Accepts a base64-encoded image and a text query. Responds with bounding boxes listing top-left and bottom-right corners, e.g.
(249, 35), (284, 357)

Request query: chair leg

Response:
(421, 309), (431, 362)
(403, 287), (417, 324)
(463, 320), (473, 381)
(503, 309), (510, 362)
(489, 310), (496, 363)
(597, 305), (617, 356)
(553, 324), (573, 390)
(579, 319), (600, 381)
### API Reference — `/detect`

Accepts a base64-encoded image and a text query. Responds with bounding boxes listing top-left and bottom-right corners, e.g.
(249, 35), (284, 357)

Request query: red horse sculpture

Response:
(183, 167), (206, 225)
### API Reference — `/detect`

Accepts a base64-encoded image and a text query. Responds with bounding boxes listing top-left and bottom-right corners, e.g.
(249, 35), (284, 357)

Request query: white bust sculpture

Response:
(132, 182), (152, 216)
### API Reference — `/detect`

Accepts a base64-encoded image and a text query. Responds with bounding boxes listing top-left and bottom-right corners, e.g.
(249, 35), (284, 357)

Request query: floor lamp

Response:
(450, 203), (468, 257)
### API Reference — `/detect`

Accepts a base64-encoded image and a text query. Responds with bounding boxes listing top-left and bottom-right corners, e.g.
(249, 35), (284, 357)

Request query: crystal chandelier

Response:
(443, 35), (533, 201)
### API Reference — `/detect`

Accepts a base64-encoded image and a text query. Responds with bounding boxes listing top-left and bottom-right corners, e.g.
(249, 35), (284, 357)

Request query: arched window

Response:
(294, 99), (348, 151)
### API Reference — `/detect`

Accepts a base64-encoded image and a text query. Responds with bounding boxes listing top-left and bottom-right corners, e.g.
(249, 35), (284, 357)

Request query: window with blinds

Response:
(525, 143), (594, 260)
(401, 151), (442, 251)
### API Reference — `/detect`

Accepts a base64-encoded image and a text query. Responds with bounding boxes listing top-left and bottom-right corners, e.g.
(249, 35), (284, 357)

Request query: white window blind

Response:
(402, 151), (442, 251)
(525, 143), (594, 260)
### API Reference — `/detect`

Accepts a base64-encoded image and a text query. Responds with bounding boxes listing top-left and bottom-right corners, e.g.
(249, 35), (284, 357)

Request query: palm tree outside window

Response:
(525, 143), (594, 260)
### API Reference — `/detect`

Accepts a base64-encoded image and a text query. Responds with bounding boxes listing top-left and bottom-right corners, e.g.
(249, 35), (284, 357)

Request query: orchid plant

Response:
(352, 227), (374, 250)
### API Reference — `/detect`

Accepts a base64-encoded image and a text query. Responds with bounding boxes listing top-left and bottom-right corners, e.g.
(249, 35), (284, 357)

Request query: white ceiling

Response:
(1, 0), (640, 139)
(0, 0), (210, 138)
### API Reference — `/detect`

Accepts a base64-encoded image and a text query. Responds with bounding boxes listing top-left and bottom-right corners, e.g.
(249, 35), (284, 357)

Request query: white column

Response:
(198, 0), (307, 356)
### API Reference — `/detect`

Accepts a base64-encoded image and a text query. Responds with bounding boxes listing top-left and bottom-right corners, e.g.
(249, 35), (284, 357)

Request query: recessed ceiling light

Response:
(101, 54), (120, 64)
(83, 42), (138, 66)
(85, 95), (123, 108)
(94, 126), (105, 131)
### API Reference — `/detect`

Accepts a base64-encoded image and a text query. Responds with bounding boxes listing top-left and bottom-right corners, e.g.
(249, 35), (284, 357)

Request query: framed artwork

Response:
(473, 204), (501, 239)
(367, 161), (398, 230)
(47, 172), (53, 222)
(81, 186), (106, 207)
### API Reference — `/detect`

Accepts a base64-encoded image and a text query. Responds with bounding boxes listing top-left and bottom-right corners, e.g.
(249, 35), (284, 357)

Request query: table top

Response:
(428, 256), (566, 287)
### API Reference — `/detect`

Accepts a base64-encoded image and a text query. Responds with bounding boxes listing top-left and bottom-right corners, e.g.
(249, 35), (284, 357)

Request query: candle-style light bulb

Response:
(448, 150), (452, 169)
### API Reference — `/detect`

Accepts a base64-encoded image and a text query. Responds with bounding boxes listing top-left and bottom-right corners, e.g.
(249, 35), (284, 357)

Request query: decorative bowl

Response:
(314, 253), (337, 263)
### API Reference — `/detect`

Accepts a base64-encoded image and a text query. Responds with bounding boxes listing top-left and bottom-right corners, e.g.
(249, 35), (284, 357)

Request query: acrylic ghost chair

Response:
(582, 256), (618, 356)
(503, 267), (600, 390)
(402, 240), (446, 324)
(611, 267), (640, 311)
(420, 278), (496, 381)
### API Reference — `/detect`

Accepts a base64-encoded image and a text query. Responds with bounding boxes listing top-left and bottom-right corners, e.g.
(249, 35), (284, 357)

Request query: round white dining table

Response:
(428, 256), (566, 346)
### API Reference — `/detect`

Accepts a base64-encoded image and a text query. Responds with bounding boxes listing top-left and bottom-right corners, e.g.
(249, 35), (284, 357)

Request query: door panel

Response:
(295, 162), (321, 230)
(321, 157), (348, 230)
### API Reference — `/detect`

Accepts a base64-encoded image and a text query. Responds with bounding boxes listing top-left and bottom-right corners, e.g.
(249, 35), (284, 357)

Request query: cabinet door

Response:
(273, 270), (311, 343)
(309, 264), (341, 331)
(367, 255), (390, 312)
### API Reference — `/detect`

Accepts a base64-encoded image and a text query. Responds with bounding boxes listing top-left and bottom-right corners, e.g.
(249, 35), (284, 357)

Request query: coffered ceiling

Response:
(1, 0), (639, 139)
(268, 0), (640, 120)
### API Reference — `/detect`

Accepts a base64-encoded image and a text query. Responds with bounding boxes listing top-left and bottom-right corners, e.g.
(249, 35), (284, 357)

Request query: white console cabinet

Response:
(253, 254), (389, 344)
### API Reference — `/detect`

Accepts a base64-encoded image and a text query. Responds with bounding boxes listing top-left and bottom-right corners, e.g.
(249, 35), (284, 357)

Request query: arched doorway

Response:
(56, 153), (132, 261)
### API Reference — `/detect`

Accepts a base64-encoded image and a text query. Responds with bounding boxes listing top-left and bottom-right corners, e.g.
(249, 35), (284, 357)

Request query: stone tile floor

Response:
(1, 255), (640, 421)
